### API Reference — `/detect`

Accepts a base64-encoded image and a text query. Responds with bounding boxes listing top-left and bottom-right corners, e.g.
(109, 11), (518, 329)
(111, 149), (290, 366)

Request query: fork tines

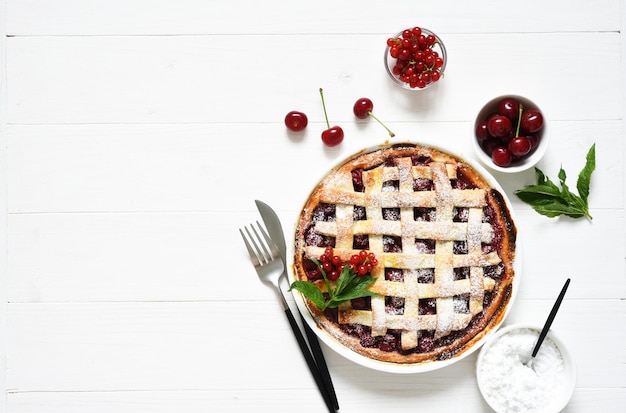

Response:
(239, 221), (279, 266)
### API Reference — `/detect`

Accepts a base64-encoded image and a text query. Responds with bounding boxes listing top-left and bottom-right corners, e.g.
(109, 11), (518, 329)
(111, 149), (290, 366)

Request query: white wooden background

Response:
(1, 1), (625, 412)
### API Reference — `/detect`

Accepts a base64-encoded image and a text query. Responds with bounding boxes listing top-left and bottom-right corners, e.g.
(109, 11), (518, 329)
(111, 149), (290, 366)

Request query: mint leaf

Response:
(333, 265), (356, 298)
(576, 143), (596, 203)
(289, 280), (327, 309)
(515, 144), (595, 220)
(290, 258), (379, 311)
(334, 276), (378, 301)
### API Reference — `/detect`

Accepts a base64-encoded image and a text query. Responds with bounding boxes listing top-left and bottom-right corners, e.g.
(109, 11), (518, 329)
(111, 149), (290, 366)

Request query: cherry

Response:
(497, 98), (520, 123)
(353, 97), (395, 137)
(476, 97), (544, 168)
(487, 115), (512, 138)
(508, 136), (532, 157)
(353, 98), (373, 119)
(284, 110), (308, 132)
(475, 121), (489, 141)
(322, 127), (344, 147)
(520, 109), (544, 133)
(491, 146), (513, 167)
(319, 88), (344, 147)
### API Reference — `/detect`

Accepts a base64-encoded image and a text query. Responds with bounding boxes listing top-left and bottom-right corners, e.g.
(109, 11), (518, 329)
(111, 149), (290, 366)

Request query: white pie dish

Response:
(288, 141), (522, 373)
(476, 324), (576, 412)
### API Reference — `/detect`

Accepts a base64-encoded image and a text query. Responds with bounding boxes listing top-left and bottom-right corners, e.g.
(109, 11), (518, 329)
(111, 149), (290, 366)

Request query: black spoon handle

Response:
(532, 278), (571, 358)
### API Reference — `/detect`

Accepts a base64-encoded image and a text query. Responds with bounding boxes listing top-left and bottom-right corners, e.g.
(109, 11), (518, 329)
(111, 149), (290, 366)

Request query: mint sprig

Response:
(289, 259), (378, 311)
(515, 144), (595, 220)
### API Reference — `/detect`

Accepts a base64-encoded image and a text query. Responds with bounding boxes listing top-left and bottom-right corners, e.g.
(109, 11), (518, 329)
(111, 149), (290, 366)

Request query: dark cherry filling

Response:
(454, 267), (470, 280)
(385, 268), (404, 282)
(383, 208), (400, 220)
(302, 154), (513, 356)
(354, 206), (366, 220)
(383, 180), (399, 192)
(414, 178), (433, 191)
(454, 294), (470, 314)
(411, 154), (432, 165)
(453, 240), (468, 254)
(415, 239), (435, 254)
(417, 268), (434, 283)
(383, 235), (402, 253)
(452, 169), (478, 190)
(453, 207), (469, 222)
(386, 296), (405, 315)
(353, 235), (369, 249)
(419, 298), (437, 315)
(352, 169), (364, 192)
(414, 207), (436, 221)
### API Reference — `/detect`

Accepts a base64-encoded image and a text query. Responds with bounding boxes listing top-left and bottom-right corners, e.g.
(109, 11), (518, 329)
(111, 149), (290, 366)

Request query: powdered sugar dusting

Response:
(478, 328), (565, 412)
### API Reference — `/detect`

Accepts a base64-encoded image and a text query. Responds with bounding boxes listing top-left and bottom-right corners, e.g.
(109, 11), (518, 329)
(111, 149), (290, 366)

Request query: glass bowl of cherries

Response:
(473, 95), (549, 173)
(384, 26), (446, 90)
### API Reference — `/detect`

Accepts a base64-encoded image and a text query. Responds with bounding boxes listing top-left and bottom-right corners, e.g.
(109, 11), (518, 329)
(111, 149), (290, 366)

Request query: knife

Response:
(255, 200), (339, 411)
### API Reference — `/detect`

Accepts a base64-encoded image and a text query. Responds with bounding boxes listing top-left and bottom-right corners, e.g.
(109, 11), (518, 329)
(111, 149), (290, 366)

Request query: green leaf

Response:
(515, 144), (595, 220)
(576, 143), (596, 203)
(333, 265), (356, 297)
(290, 259), (379, 311)
(530, 200), (587, 219)
(289, 281), (327, 309)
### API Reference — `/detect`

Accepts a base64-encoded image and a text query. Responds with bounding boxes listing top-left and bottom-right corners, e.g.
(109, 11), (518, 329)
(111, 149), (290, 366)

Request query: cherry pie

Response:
(293, 143), (517, 364)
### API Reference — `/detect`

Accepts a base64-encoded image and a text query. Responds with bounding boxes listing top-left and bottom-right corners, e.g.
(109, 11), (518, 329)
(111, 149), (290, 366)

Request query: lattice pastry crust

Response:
(293, 144), (517, 364)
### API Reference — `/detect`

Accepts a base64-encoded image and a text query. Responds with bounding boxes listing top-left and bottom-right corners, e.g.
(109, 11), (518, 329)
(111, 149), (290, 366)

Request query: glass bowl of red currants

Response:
(384, 27), (447, 90)
(473, 95), (549, 173)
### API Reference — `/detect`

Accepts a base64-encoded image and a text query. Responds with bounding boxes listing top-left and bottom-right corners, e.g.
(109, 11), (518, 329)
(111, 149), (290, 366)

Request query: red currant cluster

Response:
(316, 247), (378, 281)
(387, 27), (445, 89)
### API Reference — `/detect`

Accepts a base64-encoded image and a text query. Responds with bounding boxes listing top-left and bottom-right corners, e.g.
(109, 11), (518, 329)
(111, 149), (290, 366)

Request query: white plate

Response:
(288, 141), (522, 373)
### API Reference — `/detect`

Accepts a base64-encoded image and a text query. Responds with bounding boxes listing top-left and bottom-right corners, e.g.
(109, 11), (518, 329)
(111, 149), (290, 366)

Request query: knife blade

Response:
(255, 200), (339, 411)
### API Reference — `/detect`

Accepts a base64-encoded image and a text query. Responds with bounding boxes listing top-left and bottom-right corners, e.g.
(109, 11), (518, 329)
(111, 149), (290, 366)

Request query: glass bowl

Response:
(473, 95), (549, 173)
(384, 27), (447, 90)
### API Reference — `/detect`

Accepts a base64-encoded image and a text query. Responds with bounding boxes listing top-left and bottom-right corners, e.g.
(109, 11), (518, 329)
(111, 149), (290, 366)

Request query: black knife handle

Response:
(301, 312), (339, 410)
(284, 307), (336, 413)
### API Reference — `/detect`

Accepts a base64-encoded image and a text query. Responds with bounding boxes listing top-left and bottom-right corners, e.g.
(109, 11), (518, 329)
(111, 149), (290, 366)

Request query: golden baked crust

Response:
(293, 143), (516, 365)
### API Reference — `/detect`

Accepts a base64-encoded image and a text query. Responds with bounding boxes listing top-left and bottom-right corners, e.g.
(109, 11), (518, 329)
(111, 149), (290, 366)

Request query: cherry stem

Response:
(319, 88), (331, 129)
(515, 103), (524, 138)
(368, 111), (395, 137)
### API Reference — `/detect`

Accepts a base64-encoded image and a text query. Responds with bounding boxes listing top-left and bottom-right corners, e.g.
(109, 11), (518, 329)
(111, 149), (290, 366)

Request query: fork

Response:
(240, 222), (336, 413)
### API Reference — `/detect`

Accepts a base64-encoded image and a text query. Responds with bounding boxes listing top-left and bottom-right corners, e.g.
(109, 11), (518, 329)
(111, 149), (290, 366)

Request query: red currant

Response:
(386, 26), (444, 89)
(350, 255), (361, 266)
(328, 270), (340, 281)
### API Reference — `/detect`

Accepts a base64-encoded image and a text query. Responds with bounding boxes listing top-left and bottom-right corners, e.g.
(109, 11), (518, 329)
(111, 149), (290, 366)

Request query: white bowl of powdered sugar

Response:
(476, 324), (576, 412)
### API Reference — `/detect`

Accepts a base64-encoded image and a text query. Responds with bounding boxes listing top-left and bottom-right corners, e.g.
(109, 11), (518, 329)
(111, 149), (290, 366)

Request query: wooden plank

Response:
(5, 33), (621, 124)
(7, 388), (626, 413)
(6, 300), (625, 393)
(6, 121), (618, 213)
(6, 209), (626, 303)
(6, 0), (620, 36)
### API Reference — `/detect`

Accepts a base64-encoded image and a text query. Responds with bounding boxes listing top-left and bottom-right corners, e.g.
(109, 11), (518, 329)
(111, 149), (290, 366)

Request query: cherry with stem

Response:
(353, 98), (395, 137)
(319, 88), (344, 147)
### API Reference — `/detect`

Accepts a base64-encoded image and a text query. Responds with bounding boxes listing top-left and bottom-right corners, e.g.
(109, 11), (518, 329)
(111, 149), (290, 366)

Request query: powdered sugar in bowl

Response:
(476, 324), (576, 412)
